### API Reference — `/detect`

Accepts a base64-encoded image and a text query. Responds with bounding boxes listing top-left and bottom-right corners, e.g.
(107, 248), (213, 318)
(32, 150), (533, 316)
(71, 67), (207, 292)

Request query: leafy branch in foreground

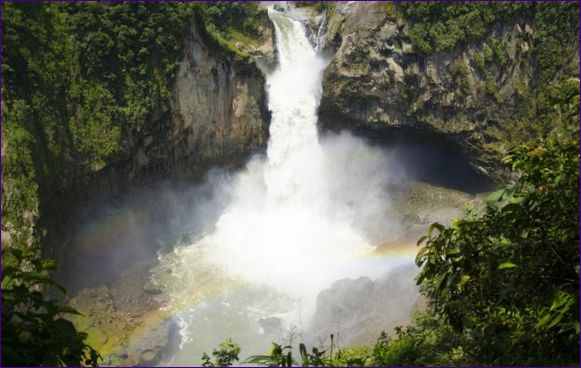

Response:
(1, 247), (100, 366)
(243, 341), (330, 367)
(416, 79), (580, 365)
(201, 338), (241, 367)
(202, 335), (361, 367)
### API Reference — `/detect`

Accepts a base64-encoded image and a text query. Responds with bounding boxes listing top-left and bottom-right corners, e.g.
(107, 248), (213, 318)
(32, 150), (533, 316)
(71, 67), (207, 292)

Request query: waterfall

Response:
(208, 9), (372, 297)
(316, 10), (328, 51)
(264, 10), (326, 204)
(153, 10), (408, 366)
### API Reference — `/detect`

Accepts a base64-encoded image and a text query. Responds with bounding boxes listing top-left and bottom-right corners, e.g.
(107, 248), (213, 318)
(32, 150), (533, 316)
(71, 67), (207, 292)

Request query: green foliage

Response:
(401, 3), (533, 53)
(2, 3), (195, 172)
(401, 3), (578, 123)
(473, 52), (485, 73)
(401, 1), (579, 83)
(1, 101), (40, 236)
(532, 3), (580, 119)
(483, 43), (494, 62)
(196, 2), (262, 60)
(244, 343), (295, 367)
(198, 2), (260, 36)
(68, 82), (121, 168)
(370, 315), (466, 366)
(208, 327), (460, 367)
(384, 2), (401, 20)
(329, 345), (372, 366)
(416, 86), (580, 364)
(201, 338), (241, 367)
(484, 71), (501, 103)
(2, 247), (99, 366)
(207, 336), (343, 367)
(451, 58), (470, 94)
(533, 3), (579, 85)
(1, 3), (197, 251)
(62, 2), (195, 149)
(492, 38), (508, 66)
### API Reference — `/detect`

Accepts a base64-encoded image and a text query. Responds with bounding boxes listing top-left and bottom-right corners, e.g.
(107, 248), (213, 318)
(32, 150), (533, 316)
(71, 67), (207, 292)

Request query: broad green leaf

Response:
(498, 262), (517, 270)
(546, 311), (566, 328)
(487, 189), (505, 202)
(428, 223), (445, 237)
(416, 235), (428, 246)
(445, 247), (460, 255)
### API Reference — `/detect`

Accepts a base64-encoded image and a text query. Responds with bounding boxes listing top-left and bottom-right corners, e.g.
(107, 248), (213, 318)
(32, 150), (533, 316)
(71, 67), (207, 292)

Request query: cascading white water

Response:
(206, 10), (377, 296)
(153, 10), (411, 365)
(265, 10), (324, 201)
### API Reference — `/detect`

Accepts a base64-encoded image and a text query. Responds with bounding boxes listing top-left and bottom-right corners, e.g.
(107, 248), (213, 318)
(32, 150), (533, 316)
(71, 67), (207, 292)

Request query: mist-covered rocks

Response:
(309, 264), (421, 347)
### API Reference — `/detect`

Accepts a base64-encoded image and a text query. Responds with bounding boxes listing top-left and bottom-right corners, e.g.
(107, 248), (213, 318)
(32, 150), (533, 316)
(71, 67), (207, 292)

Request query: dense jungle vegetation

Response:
(2, 2), (579, 366)
(2, 2), (262, 365)
(400, 2), (579, 123)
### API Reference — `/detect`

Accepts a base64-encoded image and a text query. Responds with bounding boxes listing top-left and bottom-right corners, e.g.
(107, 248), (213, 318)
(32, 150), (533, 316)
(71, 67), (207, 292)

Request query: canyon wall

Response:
(317, 2), (579, 180)
(41, 13), (275, 262)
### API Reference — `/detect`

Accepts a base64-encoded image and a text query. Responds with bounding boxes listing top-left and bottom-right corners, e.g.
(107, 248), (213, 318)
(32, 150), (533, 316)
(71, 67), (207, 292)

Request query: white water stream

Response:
(153, 10), (413, 365)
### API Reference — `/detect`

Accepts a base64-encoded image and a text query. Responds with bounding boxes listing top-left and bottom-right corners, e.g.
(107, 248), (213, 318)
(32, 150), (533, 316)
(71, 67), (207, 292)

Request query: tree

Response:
(416, 80), (580, 365)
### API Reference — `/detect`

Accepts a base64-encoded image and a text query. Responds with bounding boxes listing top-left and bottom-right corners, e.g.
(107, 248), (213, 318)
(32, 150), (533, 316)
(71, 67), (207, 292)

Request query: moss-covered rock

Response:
(318, 2), (579, 182)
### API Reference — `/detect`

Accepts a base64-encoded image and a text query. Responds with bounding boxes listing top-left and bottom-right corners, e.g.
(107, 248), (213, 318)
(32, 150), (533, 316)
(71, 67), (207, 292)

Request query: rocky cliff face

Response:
(136, 17), (272, 182)
(317, 2), (576, 180)
(43, 14), (274, 262)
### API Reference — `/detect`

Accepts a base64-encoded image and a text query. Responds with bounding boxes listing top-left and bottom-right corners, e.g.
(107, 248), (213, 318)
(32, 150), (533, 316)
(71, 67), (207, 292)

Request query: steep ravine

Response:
(3, 3), (578, 366)
(59, 8), (495, 366)
(50, 4), (527, 365)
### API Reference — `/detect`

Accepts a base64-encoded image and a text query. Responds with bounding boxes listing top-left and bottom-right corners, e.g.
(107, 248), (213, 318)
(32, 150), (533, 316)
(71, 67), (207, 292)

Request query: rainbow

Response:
(75, 240), (420, 364)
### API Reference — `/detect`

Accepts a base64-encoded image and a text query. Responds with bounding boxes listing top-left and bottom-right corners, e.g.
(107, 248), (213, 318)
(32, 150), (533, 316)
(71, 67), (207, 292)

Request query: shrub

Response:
(2, 247), (99, 366)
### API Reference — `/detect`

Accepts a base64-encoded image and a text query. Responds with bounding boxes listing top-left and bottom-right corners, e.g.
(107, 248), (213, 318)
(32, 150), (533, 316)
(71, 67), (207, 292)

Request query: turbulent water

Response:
(153, 10), (414, 365)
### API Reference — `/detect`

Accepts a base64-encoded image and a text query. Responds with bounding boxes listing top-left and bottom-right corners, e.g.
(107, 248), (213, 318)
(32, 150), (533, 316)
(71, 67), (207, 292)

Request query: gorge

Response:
(2, 2), (579, 367)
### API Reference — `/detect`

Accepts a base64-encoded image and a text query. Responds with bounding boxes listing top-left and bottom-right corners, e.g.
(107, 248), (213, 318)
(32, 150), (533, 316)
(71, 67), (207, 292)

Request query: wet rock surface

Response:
(69, 259), (180, 366)
(309, 264), (421, 347)
(393, 181), (487, 238)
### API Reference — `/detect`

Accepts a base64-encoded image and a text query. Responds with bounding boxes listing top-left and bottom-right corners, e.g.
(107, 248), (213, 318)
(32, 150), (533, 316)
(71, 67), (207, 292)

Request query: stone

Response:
(144, 285), (163, 295)
(139, 349), (157, 364)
